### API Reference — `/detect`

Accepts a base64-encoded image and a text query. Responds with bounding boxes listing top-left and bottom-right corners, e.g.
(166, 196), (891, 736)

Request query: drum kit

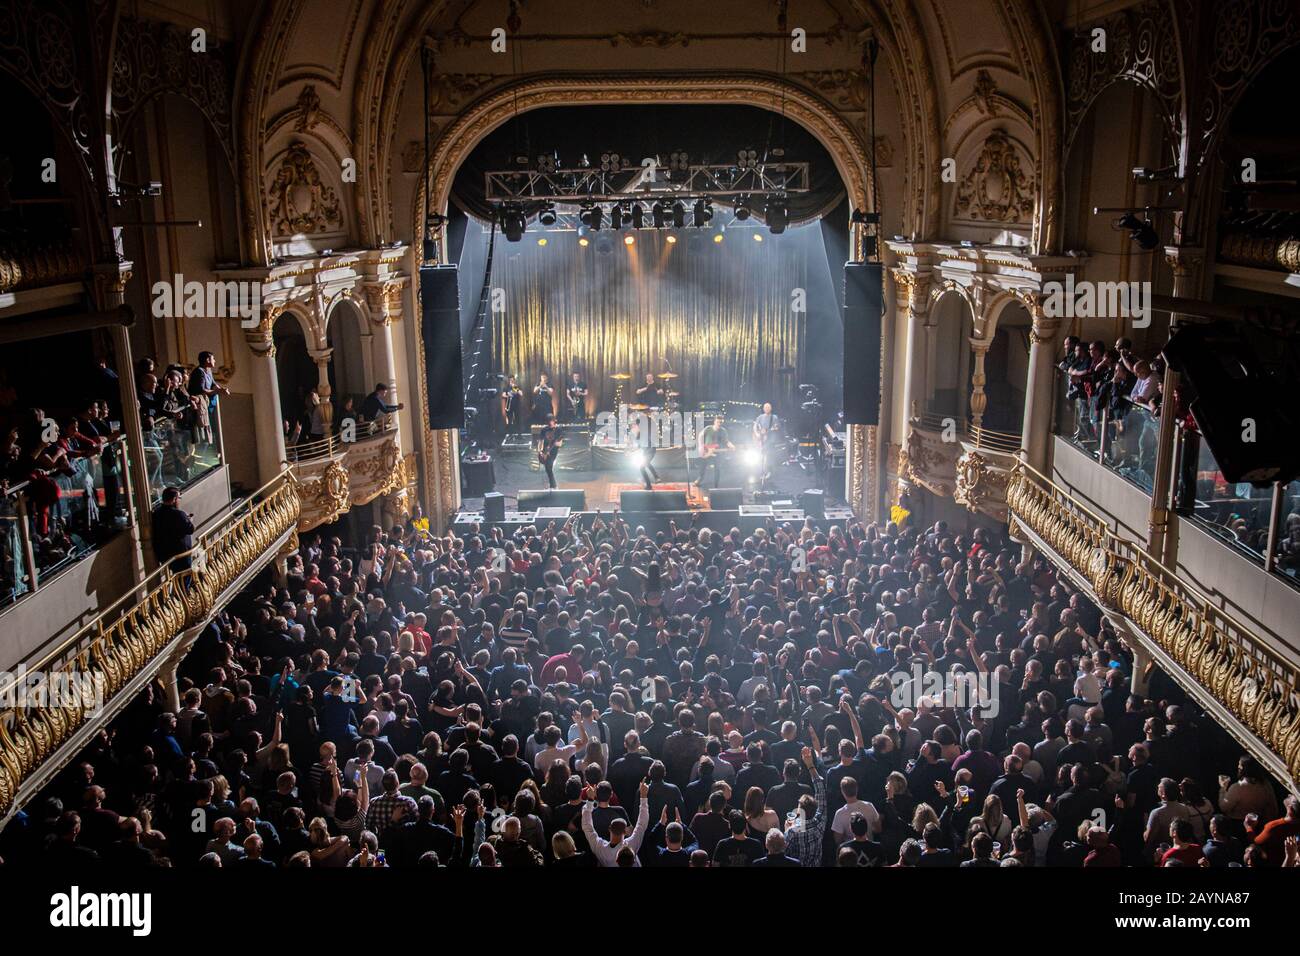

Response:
(610, 370), (679, 412)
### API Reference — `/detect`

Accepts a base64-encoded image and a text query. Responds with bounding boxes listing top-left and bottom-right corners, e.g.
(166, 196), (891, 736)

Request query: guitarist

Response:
(694, 416), (734, 489)
(537, 415), (563, 488)
(565, 371), (589, 423)
(752, 402), (779, 482)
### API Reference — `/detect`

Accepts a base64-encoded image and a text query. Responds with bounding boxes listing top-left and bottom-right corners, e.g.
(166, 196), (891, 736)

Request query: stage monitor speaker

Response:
(517, 488), (586, 511)
(1163, 320), (1300, 485)
(620, 490), (689, 511)
(707, 488), (743, 510)
(420, 264), (465, 428)
(842, 260), (883, 426)
(483, 492), (506, 523)
(800, 488), (825, 520)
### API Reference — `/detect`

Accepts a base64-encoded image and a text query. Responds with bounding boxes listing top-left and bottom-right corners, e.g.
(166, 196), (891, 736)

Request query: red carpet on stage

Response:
(605, 481), (703, 505)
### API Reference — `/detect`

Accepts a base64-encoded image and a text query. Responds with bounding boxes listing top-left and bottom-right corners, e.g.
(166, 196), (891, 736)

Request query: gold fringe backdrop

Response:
(490, 227), (809, 414)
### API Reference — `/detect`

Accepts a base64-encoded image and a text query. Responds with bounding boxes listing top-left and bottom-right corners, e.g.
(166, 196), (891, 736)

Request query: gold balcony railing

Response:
(286, 419), (397, 465)
(289, 422), (406, 532)
(0, 471), (300, 820)
(1007, 459), (1300, 789)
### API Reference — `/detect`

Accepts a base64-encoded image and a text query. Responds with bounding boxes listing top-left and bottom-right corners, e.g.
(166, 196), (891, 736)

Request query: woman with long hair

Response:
(980, 794), (1013, 846)
(743, 785), (780, 840)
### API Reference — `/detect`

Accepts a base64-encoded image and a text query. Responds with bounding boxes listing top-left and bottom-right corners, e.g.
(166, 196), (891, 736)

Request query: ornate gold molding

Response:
(0, 474), (300, 819)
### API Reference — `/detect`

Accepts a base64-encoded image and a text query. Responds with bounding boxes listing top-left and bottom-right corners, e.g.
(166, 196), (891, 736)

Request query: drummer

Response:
(635, 372), (664, 406)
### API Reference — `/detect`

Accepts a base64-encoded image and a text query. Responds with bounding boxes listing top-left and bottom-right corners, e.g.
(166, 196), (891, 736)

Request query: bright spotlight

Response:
(743, 448), (762, 468)
(765, 196), (788, 235)
(713, 232), (724, 244)
(665, 234), (677, 244)
(624, 234), (635, 246)
(630, 450), (646, 468)
(537, 237), (548, 246)
(753, 233), (763, 242)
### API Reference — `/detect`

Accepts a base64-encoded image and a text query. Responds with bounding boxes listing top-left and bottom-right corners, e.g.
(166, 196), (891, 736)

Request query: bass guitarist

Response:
(694, 416), (734, 489)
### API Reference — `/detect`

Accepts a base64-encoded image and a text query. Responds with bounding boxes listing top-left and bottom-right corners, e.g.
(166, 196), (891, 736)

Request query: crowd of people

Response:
(1, 362), (128, 596)
(3, 507), (1297, 870)
(1057, 335), (1300, 580)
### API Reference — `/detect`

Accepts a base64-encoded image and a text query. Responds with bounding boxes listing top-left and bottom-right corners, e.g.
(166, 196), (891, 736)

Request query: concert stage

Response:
(459, 419), (847, 518)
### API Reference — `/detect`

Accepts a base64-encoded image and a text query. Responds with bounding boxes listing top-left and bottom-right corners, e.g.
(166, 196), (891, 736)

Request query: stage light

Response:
(652, 201), (667, 228)
(578, 236), (590, 247)
(538, 204), (557, 226)
(537, 237), (548, 247)
(500, 204), (527, 242)
(631, 203), (644, 229)
(577, 224), (591, 246)
(734, 197), (752, 220)
(665, 233), (678, 244)
(630, 450), (646, 469)
(1115, 212), (1159, 250)
(737, 147), (758, 170)
(537, 152), (558, 173)
(671, 200), (686, 228)
(753, 233), (764, 242)
(765, 195), (788, 235)
(743, 448), (762, 468)
(693, 199), (713, 227)
(580, 204), (603, 230)
(713, 232), (724, 244)
(624, 234), (635, 246)
(610, 205), (625, 230)
(600, 151), (622, 172)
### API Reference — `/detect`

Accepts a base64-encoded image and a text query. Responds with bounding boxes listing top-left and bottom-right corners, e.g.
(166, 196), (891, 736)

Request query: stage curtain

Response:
(491, 228), (809, 415)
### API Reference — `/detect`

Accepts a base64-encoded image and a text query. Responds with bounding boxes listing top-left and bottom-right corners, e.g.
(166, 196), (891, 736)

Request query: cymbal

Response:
(665, 391), (681, 398)
(625, 403), (649, 411)
(609, 372), (632, 380)
(656, 371), (679, 379)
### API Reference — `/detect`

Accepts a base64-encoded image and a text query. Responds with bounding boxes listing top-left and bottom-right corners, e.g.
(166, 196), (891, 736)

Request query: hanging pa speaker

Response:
(420, 264), (464, 428)
(843, 261), (883, 426)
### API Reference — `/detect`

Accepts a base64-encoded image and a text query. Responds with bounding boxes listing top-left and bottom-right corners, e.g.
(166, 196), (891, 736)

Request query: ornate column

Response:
(1148, 248), (1204, 563)
(968, 340), (990, 430)
(243, 307), (289, 483)
(94, 262), (148, 582)
(308, 346), (335, 433)
(1020, 298), (1062, 473)
(364, 280), (404, 435)
(896, 269), (933, 439)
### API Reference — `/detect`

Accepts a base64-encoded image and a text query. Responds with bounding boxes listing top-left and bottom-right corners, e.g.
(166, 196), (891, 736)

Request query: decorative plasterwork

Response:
(293, 83), (321, 131)
(267, 142), (344, 237)
(1063, 0), (1184, 166)
(954, 447), (1013, 522)
(953, 128), (1036, 224)
(295, 459), (350, 532)
(111, 16), (236, 176)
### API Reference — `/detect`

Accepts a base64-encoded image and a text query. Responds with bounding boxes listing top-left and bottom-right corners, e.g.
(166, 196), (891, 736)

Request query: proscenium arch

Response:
(408, 74), (883, 521)
(413, 73), (875, 254)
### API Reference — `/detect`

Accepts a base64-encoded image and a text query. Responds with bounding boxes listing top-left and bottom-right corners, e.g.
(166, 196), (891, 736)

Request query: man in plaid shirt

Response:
(784, 747), (827, 867)
(365, 770), (411, 838)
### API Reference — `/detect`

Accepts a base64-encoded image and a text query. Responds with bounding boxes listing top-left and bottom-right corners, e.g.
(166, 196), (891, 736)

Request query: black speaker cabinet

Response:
(483, 492), (506, 523)
(707, 487), (743, 510)
(620, 490), (690, 511)
(517, 488), (587, 511)
(800, 488), (825, 520)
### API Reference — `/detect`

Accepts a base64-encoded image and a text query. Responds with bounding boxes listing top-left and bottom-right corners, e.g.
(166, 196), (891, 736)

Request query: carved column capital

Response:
(364, 279), (406, 327)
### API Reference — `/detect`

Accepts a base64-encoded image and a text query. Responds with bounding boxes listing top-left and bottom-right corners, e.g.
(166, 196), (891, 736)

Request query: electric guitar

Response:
(566, 382), (588, 414)
(538, 427), (563, 466)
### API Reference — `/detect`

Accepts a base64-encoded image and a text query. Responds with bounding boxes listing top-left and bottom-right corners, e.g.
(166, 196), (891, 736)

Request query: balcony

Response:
(287, 421), (407, 531)
(902, 412), (1021, 522)
(1007, 459), (1300, 793)
(0, 471), (300, 825)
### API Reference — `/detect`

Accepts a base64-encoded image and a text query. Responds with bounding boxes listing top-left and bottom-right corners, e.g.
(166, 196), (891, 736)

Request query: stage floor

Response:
(462, 440), (845, 513)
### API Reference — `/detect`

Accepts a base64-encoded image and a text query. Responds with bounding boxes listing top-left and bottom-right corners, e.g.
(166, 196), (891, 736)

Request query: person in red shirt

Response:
(1253, 795), (1300, 865)
(1160, 818), (1204, 867)
(1082, 826), (1122, 866)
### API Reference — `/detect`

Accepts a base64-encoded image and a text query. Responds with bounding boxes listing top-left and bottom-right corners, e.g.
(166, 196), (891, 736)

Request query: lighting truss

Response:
(484, 162), (810, 204)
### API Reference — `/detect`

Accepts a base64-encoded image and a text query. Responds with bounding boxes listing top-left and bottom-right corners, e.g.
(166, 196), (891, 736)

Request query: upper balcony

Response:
(0, 470), (300, 826)
(1007, 459), (1300, 794)
(901, 411), (1022, 523)
(285, 419), (409, 531)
